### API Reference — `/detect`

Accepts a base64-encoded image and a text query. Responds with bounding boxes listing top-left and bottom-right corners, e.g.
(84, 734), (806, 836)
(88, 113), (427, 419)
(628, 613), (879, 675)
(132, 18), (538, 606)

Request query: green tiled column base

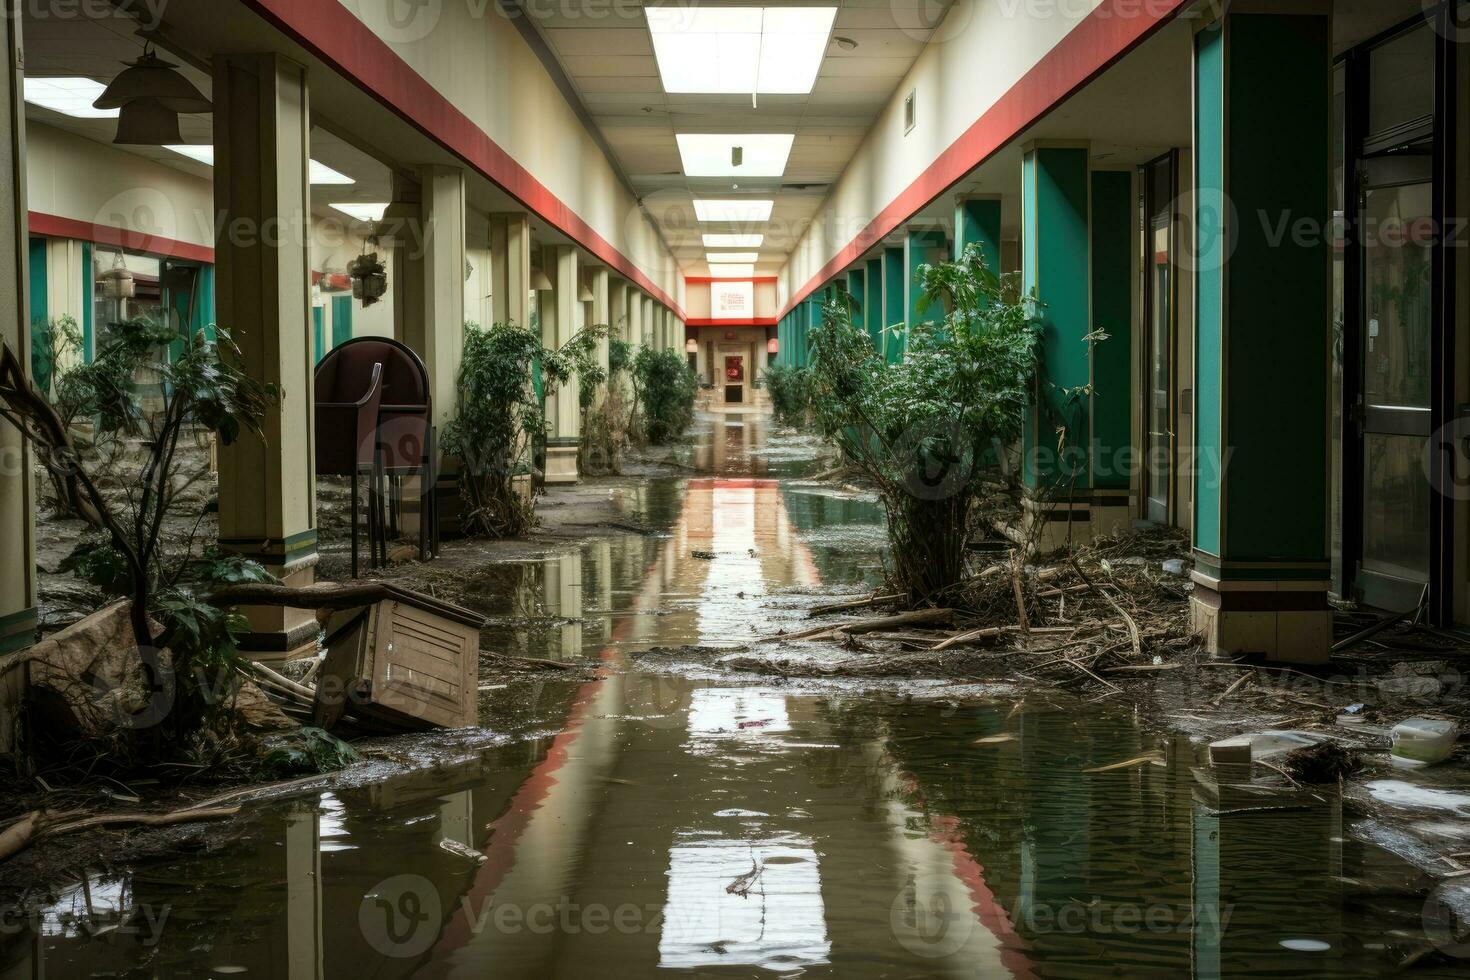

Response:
(0, 607), (37, 654)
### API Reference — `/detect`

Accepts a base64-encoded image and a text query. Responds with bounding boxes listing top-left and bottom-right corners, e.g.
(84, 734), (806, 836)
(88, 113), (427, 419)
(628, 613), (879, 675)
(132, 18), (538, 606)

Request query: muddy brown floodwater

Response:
(7, 412), (1467, 977)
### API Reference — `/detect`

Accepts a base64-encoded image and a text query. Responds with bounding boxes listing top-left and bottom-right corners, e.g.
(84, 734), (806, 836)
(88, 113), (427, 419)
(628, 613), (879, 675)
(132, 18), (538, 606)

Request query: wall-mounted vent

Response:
(903, 89), (916, 135)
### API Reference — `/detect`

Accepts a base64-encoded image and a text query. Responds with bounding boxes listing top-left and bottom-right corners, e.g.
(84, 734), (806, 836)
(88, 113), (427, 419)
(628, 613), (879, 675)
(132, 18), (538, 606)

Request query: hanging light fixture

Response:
(578, 282), (595, 303)
(93, 44), (211, 145)
(767, 337), (779, 355)
(685, 338), (699, 354)
(531, 269), (553, 291)
(100, 250), (135, 300)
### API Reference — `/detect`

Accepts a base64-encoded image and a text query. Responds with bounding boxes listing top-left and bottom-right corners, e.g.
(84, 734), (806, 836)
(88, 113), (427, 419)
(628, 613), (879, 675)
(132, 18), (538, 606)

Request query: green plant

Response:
(30, 315), (82, 399)
(442, 320), (602, 537)
(2, 320), (277, 648)
(807, 243), (1038, 602)
(581, 324), (632, 476)
(761, 363), (812, 428)
(631, 346), (698, 445)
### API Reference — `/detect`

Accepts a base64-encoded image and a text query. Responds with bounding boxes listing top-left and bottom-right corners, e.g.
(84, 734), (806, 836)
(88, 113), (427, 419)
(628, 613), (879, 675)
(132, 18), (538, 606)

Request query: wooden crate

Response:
(314, 587), (483, 731)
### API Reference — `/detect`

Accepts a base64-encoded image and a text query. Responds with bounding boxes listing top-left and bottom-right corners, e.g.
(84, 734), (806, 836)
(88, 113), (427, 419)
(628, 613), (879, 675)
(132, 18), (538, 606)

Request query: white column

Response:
(0, 8), (34, 657)
(213, 53), (317, 659)
(417, 165), (466, 435)
(590, 266), (610, 393)
(490, 212), (532, 329)
(543, 244), (580, 483)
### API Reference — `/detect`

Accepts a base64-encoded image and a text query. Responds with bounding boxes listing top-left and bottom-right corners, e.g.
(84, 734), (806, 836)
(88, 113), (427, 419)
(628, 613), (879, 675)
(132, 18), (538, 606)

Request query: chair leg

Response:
(350, 471), (359, 579)
(373, 452), (388, 567)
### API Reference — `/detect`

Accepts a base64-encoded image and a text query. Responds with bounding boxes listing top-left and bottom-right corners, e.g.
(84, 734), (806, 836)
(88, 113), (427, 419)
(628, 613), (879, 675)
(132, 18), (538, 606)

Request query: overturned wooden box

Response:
(313, 586), (484, 732)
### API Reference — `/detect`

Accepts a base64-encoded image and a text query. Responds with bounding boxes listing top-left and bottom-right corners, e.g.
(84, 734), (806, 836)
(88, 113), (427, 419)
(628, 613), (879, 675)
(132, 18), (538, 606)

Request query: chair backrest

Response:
(321, 337), (430, 411)
(315, 341), (385, 405)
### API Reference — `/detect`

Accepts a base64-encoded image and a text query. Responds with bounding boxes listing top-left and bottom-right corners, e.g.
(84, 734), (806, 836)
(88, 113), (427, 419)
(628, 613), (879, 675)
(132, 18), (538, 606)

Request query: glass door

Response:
(1141, 152), (1176, 524)
(1347, 20), (1437, 611)
(1357, 161), (1433, 606)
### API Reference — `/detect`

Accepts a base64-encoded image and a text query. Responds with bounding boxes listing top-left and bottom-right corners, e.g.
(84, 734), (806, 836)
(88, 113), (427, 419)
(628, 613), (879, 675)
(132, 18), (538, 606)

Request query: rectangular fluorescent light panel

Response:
(706, 252), (759, 263)
(162, 145), (354, 184)
(677, 134), (793, 178)
(694, 199), (773, 223)
(164, 144), (214, 165)
(23, 77), (117, 119)
(331, 202), (388, 222)
(703, 234), (764, 248)
(708, 264), (755, 278)
(647, 7), (837, 95)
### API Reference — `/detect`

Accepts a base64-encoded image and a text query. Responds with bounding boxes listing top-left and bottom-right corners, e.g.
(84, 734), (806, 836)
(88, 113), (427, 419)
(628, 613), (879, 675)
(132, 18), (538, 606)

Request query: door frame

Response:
(1138, 149), (1179, 525)
(1338, 7), (1459, 619)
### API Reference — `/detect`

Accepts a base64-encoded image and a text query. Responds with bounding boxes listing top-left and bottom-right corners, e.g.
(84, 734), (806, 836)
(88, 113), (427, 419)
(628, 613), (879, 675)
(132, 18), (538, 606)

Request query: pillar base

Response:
(1022, 495), (1092, 552)
(544, 442), (580, 485)
(0, 606), (37, 654)
(221, 534), (321, 663)
(1089, 491), (1131, 540)
(1189, 571), (1331, 665)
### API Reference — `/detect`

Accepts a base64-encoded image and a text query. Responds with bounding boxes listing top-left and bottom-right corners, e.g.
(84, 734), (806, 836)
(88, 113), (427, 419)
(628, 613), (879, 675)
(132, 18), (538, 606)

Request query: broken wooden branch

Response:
(808, 593), (902, 617)
(762, 608), (954, 644)
(0, 806), (239, 864)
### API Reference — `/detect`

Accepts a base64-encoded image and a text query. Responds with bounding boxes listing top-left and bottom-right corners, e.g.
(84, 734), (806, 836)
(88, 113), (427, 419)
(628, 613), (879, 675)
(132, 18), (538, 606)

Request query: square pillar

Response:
(542, 244), (580, 483)
(864, 256), (884, 352)
(591, 267), (611, 377)
(1090, 170), (1134, 537)
(0, 10), (36, 655)
(627, 289), (644, 349)
(1190, 6), (1332, 663)
(489, 212), (532, 328)
(954, 195), (1002, 272)
(846, 267), (866, 334)
(905, 227), (947, 334)
(412, 165), (466, 436)
(881, 246), (904, 363)
(641, 296), (654, 350)
(1021, 142), (1093, 549)
(213, 53), (317, 659)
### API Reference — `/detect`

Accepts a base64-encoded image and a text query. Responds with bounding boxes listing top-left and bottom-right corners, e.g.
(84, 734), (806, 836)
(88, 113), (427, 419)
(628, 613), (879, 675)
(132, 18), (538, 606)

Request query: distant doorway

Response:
(724, 353), (745, 404)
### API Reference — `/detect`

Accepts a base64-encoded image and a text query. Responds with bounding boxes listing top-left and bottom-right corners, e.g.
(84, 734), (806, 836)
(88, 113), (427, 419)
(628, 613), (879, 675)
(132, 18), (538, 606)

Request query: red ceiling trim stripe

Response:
(777, 0), (1190, 318)
(687, 317), (778, 327)
(238, 0), (684, 318)
(684, 276), (779, 285)
(29, 211), (216, 263)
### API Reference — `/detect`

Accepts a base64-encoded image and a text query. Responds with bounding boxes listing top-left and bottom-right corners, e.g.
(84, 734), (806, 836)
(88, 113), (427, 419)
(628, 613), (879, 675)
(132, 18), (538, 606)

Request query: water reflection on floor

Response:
(4, 411), (1453, 978)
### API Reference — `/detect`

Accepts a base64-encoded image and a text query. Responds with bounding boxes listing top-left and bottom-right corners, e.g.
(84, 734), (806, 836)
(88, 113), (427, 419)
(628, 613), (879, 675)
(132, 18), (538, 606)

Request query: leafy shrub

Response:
(631, 346), (698, 445)
(808, 243), (1037, 602)
(581, 326), (632, 475)
(0, 318), (279, 752)
(442, 320), (601, 537)
(761, 363), (812, 428)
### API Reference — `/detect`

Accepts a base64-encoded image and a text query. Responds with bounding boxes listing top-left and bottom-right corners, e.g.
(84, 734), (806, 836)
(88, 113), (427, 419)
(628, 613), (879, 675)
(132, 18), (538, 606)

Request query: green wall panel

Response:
(332, 295), (353, 348)
(1022, 146), (1092, 490)
(881, 247), (904, 364)
(1090, 171), (1132, 491)
(1193, 23), (1225, 556)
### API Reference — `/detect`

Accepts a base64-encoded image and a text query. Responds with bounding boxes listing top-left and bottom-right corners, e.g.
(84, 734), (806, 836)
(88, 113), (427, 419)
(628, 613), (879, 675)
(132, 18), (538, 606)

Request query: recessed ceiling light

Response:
(23, 77), (118, 119)
(693, 199), (773, 223)
(331, 202), (388, 222)
(647, 6), (837, 95)
(162, 145), (354, 184)
(707, 264), (755, 278)
(308, 160), (355, 185)
(164, 144), (214, 165)
(703, 233), (764, 248)
(677, 134), (793, 177)
(706, 252), (760, 263)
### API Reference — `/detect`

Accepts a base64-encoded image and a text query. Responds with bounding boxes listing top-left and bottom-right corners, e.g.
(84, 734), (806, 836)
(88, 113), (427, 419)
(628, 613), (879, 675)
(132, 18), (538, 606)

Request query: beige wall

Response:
(339, 0), (678, 302)
(26, 123), (215, 249)
(778, 0), (1103, 302)
(682, 280), (779, 321)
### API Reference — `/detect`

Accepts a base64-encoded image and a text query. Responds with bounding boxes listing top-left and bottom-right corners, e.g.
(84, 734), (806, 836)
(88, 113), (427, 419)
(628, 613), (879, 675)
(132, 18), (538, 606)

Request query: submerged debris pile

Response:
(737, 526), (1198, 694)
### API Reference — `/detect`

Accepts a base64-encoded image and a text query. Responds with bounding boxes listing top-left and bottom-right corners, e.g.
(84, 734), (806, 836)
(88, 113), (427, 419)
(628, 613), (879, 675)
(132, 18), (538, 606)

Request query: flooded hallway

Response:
(6, 414), (1465, 978)
(2, 0), (1470, 976)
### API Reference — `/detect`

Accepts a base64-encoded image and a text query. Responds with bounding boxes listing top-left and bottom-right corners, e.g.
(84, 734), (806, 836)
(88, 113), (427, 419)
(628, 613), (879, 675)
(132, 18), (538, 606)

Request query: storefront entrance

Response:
(723, 353), (745, 404)
(1339, 14), (1455, 615)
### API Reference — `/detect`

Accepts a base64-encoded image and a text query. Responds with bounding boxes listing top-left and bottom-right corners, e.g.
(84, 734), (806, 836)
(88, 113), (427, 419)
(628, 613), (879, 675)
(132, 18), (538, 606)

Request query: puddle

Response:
(5, 413), (1462, 977)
